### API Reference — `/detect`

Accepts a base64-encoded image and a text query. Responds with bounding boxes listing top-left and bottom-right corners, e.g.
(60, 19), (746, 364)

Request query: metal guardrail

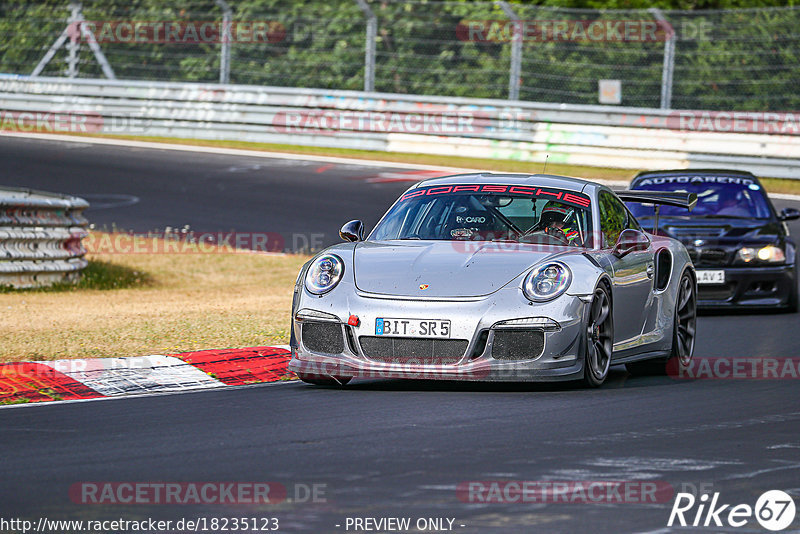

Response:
(0, 186), (89, 288)
(0, 76), (798, 179)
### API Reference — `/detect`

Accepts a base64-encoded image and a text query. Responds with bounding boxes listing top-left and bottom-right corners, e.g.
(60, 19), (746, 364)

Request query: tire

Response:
(626, 270), (696, 376)
(296, 373), (352, 386)
(582, 284), (614, 388)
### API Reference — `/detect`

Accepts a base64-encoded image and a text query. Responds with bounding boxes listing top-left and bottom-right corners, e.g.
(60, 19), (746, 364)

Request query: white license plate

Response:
(697, 270), (725, 285)
(375, 318), (451, 338)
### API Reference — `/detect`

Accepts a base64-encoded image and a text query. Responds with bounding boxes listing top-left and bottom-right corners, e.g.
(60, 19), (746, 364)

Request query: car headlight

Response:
(304, 254), (344, 294)
(523, 262), (572, 302)
(737, 245), (785, 263)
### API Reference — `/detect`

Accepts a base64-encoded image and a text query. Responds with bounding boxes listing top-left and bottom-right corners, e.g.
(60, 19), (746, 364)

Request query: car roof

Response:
(414, 172), (596, 193)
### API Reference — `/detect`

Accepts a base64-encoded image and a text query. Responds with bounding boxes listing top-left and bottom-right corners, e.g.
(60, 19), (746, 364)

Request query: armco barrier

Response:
(0, 186), (89, 288)
(0, 76), (798, 179)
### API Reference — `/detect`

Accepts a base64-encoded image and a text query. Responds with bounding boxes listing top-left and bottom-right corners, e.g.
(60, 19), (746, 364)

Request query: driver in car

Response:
(716, 188), (751, 217)
(539, 201), (581, 245)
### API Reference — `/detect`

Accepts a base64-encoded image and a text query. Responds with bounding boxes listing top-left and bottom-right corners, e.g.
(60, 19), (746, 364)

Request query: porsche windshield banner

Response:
(399, 184), (592, 208)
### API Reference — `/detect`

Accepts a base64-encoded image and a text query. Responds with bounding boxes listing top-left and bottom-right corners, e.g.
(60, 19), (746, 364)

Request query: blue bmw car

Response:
(628, 169), (799, 312)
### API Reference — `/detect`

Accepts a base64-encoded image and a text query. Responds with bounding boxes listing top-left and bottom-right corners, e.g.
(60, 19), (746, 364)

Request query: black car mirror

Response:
(613, 229), (650, 258)
(779, 208), (800, 221)
(340, 220), (365, 242)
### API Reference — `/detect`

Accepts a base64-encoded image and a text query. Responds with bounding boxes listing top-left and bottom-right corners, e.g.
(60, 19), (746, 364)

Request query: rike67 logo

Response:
(669, 490), (796, 531)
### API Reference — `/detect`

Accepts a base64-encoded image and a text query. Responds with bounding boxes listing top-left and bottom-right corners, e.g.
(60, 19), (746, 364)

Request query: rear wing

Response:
(617, 190), (697, 236)
(616, 190), (697, 212)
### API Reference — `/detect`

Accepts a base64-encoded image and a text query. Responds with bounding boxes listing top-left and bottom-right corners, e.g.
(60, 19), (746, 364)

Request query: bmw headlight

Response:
(737, 245), (785, 263)
(523, 262), (572, 302)
(304, 254), (344, 294)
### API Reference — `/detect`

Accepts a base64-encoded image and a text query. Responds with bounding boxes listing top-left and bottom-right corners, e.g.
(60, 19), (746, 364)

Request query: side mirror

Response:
(613, 229), (650, 258)
(779, 208), (800, 221)
(340, 220), (364, 242)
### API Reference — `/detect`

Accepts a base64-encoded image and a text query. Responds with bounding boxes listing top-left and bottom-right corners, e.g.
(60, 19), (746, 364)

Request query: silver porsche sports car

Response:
(289, 173), (698, 387)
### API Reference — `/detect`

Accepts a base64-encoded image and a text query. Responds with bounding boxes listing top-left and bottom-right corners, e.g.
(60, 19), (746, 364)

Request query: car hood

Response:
(641, 216), (784, 244)
(353, 240), (566, 297)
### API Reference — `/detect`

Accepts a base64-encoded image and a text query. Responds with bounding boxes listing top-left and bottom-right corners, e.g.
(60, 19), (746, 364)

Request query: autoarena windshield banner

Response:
(398, 185), (592, 208)
(634, 175), (759, 188)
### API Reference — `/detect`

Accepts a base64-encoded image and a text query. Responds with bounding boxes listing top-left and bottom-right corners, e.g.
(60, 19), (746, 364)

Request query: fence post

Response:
(66, 2), (82, 78)
(497, 1), (522, 101)
(650, 8), (675, 110)
(355, 0), (377, 92)
(216, 0), (232, 84)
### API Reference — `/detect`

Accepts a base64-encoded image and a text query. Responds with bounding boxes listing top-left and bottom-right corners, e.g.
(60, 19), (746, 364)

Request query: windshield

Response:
(628, 175), (772, 219)
(370, 184), (594, 248)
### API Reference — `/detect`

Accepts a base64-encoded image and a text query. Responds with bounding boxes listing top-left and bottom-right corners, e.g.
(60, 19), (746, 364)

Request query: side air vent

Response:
(656, 249), (672, 291)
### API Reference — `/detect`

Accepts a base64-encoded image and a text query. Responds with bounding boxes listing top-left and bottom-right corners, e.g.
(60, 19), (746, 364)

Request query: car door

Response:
(599, 190), (655, 344)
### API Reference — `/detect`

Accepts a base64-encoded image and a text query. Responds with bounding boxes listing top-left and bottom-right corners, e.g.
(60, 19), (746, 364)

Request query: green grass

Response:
(760, 178), (800, 196)
(0, 260), (152, 293)
(76, 260), (152, 290)
(0, 232), (308, 362)
(0, 398), (31, 406)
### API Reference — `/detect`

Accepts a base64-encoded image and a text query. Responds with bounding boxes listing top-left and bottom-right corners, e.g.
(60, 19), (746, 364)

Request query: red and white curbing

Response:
(39, 355), (223, 396)
(0, 345), (293, 405)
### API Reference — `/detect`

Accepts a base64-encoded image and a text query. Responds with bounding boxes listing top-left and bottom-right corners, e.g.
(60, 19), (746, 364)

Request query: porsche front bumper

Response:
(288, 288), (591, 382)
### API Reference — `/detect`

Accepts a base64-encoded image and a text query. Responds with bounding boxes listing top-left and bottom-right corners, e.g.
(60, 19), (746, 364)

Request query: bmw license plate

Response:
(696, 270), (725, 285)
(375, 318), (451, 338)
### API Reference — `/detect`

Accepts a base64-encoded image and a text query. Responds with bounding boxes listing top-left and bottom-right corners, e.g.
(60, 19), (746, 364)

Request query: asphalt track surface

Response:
(2, 136), (800, 533)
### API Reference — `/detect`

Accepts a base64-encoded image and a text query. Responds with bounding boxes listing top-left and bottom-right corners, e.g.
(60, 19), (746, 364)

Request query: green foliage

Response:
(1, 1), (798, 110)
